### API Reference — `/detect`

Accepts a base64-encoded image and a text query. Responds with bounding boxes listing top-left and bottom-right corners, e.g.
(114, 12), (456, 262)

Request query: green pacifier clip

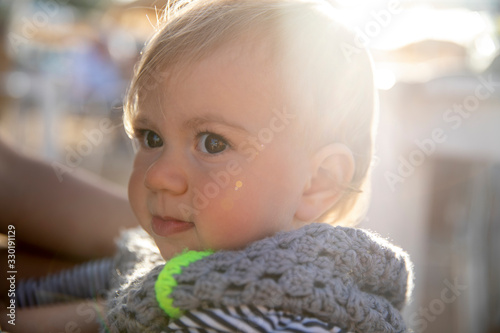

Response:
(155, 250), (213, 318)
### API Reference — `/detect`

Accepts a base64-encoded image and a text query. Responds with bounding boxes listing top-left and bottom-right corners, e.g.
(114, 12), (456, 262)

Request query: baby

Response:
(105, 0), (413, 332)
(126, 0), (374, 261)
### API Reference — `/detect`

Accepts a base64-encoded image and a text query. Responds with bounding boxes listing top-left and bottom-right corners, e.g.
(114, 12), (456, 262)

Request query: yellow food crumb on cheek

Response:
(220, 181), (243, 210)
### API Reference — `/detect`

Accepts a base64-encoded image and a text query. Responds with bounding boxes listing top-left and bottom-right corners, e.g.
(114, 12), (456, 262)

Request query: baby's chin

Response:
(153, 225), (301, 260)
(156, 242), (248, 260)
(156, 241), (206, 261)
(158, 247), (186, 261)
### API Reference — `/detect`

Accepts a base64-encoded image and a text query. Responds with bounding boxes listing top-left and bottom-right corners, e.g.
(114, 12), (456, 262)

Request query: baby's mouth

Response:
(151, 216), (194, 237)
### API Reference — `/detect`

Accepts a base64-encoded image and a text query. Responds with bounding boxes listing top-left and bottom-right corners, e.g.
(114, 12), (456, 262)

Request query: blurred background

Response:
(0, 0), (499, 332)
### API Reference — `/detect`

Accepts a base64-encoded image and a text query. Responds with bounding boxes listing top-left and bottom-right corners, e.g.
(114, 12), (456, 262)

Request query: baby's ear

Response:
(295, 143), (355, 222)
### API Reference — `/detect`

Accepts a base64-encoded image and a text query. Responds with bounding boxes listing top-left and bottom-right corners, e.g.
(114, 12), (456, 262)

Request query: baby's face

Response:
(128, 41), (311, 259)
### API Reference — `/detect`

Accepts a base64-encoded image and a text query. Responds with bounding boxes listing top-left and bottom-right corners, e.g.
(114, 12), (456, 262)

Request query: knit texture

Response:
(104, 223), (413, 333)
(105, 227), (167, 332)
(155, 250), (213, 318)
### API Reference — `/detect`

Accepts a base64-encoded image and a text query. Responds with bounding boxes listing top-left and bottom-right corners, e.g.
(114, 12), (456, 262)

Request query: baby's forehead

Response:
(138, 37), (286, 102)
(181, 34), (279, 75)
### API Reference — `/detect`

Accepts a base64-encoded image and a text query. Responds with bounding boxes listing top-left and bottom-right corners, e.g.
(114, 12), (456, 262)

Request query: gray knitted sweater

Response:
(104, 223), (413, 332)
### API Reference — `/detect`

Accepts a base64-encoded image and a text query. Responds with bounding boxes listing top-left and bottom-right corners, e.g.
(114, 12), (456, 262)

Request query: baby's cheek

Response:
(214, 199), (268, 245)
(128, 170), (147, 221)
(211, 182), (246, 213)
(198, 198), (250, 249)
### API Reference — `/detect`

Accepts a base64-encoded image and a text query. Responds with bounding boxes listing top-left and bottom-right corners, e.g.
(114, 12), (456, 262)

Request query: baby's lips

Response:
(151, 215), (194, 237)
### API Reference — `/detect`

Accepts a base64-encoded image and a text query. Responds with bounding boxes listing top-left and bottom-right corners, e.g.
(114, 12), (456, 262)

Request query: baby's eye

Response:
(143, 130), (163, 148)
(197, 133), (229, 154)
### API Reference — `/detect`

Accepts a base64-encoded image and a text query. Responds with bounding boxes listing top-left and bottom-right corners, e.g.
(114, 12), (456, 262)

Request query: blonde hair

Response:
(124, 0), (376, 226)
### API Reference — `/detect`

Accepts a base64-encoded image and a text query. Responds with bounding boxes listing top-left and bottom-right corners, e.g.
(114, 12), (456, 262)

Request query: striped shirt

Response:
(167, 305), (353, 333)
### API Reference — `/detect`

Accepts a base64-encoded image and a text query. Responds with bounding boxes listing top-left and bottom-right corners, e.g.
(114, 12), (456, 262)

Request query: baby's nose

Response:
(144, 151), (188, 195)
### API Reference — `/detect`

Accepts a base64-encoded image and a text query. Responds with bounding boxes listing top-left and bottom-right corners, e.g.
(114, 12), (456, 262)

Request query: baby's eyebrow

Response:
(183, 114), (249, 133)
(131, 115), (154, 130)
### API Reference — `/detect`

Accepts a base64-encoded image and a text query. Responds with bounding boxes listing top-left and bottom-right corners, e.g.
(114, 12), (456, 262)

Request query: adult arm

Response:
(0, 299), (106, 333)
(0, 138), (138, 260)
